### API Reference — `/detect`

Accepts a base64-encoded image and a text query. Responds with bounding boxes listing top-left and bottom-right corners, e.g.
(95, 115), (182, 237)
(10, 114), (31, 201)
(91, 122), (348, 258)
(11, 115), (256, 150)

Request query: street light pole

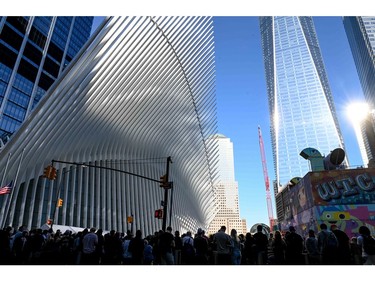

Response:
(162, 156), (172, 231)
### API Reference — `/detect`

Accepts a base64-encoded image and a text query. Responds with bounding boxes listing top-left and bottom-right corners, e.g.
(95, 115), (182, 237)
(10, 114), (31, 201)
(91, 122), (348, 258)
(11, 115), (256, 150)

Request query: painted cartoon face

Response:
(321, 211), (350, 225)
(297, 186), (307, 207)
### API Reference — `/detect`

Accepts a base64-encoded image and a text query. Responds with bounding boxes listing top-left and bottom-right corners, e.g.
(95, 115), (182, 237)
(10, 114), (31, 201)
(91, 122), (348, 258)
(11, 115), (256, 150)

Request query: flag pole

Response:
(0, 152), (12, 187)
(2, 148), (25, 229)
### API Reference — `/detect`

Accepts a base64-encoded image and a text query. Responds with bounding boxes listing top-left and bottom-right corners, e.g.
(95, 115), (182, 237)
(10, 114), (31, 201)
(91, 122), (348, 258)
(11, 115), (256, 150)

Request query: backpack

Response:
(182, 238), (195, 256)
(363, 235), (375, 255)
(323, 231), (338, 250)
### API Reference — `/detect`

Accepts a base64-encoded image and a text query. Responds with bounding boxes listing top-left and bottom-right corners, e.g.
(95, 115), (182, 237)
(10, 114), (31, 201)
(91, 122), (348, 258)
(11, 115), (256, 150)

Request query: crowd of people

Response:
(0, 223), (374, 265)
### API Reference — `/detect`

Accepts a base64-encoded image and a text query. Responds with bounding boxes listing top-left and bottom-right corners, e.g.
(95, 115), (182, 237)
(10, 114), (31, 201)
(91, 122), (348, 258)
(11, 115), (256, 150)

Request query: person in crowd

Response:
(213, 226), (232, 265)
(230, 228), (242, 265)
(305, 229), (319, 265)
(121, 231), (133, 265)
(151, 230), (162, 265)
(238, 234), (247, 265)
(285, 226), (304, 265)
(128, 229), (144, 265)
(104, 230), (123, 264)
(72, 231), (84, 265)
(58, 230), (74, 264)
(317, 223), (338, 265)
(194, 228), (209, 265)
(330, 224), (351, 265)
(253, 224), (268, 265)
(143, 238), (154, 265)
(159, 226), (175, 265)
(357, 225), (375, 265)
(11, 230), (29, 265)
(1, 227), (13, 264)
(27, 228), (46, 264)
(95, 229), (105, 264)
(81, 227), (98, 265)
(182, 231), (195, 264)
(174, 230), (182, 265)
(243, 232), (256, 265)
(207, 234), (216, 265)
(271, 230), (286, 265)
(350, 237), (362, 265)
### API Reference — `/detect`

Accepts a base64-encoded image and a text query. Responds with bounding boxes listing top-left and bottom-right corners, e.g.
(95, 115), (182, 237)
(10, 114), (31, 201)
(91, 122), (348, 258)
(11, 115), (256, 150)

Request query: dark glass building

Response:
(343, 16), (375, 164)
(0, 17), (93, 144)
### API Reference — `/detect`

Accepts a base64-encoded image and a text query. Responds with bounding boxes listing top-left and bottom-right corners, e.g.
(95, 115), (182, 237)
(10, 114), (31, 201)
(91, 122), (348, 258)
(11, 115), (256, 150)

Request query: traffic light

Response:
(154, 209), (163, 219)
(159, 174), (170, 189)
(50, 166), (57, 180)
(43, 165), (57, 180)
(57, 198), (63, 207)
(43, 166), (52, 179)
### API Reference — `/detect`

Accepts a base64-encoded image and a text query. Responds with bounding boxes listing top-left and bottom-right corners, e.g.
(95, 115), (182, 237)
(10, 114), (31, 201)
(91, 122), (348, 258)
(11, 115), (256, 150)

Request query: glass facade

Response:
(260, 17), (346, 189)
(343, 17), (375, 109)
(0, 16), (93, 143)
(343, 17), (375, 163)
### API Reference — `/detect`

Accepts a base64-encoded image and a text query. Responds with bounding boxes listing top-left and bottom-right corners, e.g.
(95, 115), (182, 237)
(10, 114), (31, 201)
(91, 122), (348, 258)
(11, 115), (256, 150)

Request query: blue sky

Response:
(91, 16), (366, 228)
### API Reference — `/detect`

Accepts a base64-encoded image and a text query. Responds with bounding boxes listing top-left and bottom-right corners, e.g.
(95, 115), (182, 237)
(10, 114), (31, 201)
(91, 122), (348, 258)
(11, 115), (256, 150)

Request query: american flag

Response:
(0, 181), (13, 195)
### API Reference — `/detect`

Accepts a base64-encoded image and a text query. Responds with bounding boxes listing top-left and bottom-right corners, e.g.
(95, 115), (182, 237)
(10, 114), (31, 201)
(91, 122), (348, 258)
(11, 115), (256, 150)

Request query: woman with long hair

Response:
(230, 228), (242, 265)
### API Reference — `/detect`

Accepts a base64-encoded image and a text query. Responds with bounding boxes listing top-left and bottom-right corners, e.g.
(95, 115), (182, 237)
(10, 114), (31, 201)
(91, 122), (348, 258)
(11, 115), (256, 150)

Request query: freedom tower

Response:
(259, 17), (347, 190)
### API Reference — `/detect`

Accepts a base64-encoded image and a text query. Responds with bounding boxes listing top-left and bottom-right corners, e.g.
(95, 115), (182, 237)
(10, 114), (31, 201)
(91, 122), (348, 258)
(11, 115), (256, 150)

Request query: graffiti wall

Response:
(278, 168), (375, 238)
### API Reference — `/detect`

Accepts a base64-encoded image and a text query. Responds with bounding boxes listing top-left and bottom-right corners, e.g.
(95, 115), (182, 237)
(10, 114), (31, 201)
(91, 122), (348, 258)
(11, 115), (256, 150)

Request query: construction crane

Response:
(258, 125), (275, 231)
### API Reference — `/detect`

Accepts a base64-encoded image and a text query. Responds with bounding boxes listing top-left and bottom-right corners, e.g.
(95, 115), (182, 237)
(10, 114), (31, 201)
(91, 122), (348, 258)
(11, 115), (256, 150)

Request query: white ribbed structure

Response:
(0, 16), (218, 236)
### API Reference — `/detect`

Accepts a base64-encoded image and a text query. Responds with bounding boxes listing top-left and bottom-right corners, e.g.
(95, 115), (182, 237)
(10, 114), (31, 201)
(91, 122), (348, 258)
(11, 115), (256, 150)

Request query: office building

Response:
(259, 16), (347, 190)
(343, 16), (375, 163)
(0, 16), (218, 236)
(0, 16), (93, 145)
(207, 134), (246, 235)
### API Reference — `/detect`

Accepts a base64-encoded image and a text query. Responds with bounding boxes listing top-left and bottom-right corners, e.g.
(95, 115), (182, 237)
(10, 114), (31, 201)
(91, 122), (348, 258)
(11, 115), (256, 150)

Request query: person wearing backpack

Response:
(181, 231), (195, 264)
(317, 223), (338, 265)
(357, 225), (375, 265)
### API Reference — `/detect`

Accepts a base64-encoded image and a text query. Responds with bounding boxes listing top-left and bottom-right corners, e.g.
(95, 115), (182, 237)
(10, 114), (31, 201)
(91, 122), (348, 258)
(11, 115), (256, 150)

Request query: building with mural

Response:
(276, 167), (375, 238)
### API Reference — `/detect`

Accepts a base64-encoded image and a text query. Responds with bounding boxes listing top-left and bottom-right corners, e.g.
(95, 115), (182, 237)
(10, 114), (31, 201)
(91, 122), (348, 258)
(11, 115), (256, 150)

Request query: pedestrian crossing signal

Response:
(57, 198), (63, 207)
(154, 209), (163, 219)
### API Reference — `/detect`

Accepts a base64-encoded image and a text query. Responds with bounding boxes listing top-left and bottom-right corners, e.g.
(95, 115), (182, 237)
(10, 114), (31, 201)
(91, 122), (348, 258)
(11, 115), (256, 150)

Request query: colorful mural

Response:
(278, 168), (375, 238)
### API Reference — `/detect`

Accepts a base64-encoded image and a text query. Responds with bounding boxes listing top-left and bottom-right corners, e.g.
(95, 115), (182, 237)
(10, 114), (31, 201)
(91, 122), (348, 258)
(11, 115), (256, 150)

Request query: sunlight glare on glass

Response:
(346, 102), (369, 124)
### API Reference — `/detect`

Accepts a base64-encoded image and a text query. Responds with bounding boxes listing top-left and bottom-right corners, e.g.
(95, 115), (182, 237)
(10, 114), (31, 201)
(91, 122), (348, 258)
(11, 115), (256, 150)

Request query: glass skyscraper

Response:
(259, 17), (346, 189)
(343, 17), (375, 164)
(343, 17), (375, 109)
(0, 17), (93, 144)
